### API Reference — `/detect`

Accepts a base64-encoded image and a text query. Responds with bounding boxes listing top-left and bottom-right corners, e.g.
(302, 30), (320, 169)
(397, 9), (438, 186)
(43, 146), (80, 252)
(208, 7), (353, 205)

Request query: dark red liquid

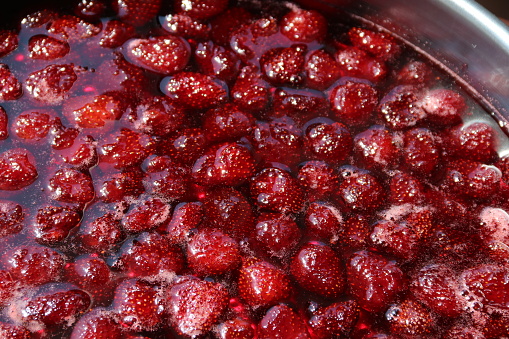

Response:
(1, 0), (509, 338)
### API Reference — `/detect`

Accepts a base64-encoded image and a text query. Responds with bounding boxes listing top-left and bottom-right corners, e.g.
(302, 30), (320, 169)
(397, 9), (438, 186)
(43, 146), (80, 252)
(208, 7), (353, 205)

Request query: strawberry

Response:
(411, 264), (464, 317)
(143, 155), (190, 200)
(162, 72), (228, 109)
(202, 103), (255, 143)
(353, 125), (399, 171)
(446, 122), (498, 163)
(338, 172), (385, 213)
(47, 15), (101, 41)
(210, 7), (252, 46)
(308, 300), (359, 339)
(348, 27), (402, 62)
(13, 110), (54, 141)
(281, 9), (327, 43)
(79, 211), (125, 252)
(160, 14), (211, 41)
(402, 128), (440, 176)
(28, 35), (69, 60)
(167, 201), (204, 244)
(260, 45), (307, 86)
(96, 168), (145, 203)
(304, 202), (343, 241)
(334, 45), (388, 83)
(192, 142), (256, 187)
(174, 0), (229, 20)
(420, 88), (467, 127)
(112, 0), (162, 27)
(133, 95), (187, 137)
(0, 322), (30, 339)
(187, 229), (241, 276)
(238, 258), (292, 307)
(370, 219), (421, 260)
(0, 30), (18, 57)
(47, 167), (95, 204)
(115, 232), (184, 278)
(0, 200), (24, 238)
(330, 80), (378, 128)
(249, 117), (303, 166)
(99, 20), (136, 49)
(250, 166), (305, 214)
(396, 60), (433, 87)
(347, 250), (405, 312)
(70, 308), (123, 339)
(158, 127), (208, 165)
(298, 161), (339, 201)
(254, 212), (301, 258)
(0, 148), (38, 191)
(217, 318), (256, 339)
(203, 187), (255, 238)
(19, 288), (91, 330)
(25, 64), (78, 105)
(120, 197), (171, 233)
(291, 242), (346, 298)
(258, 304), (311, 339)
(462, 264), (509, 308)
(33, 205), (81, 245)
(304, 119), (353, 164)
(385, 299), (435, 336)
(124, 36), (191, 75)
(112, 279), (164, 331)
(0, 64), (22, 101)
(167, 275), (229, 337)
(98, 128), (153, 169)
(231, 65), (273, 113)
(389, 171), (425, 204)
(195, 41), (241, 82)
(378, 85), (425, 130)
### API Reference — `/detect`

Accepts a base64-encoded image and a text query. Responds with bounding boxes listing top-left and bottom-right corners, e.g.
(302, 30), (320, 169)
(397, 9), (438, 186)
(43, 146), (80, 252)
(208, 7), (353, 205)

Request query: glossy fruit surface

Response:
(0, 0), (506, 338)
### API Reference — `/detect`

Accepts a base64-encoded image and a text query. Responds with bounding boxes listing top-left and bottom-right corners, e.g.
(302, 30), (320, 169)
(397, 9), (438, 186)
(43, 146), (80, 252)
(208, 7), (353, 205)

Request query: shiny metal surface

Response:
(298, 0), (509, 127)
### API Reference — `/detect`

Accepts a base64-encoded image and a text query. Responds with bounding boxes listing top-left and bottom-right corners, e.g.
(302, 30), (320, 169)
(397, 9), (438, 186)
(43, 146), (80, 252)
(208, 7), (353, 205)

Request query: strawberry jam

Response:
(1, 0), (509, 338)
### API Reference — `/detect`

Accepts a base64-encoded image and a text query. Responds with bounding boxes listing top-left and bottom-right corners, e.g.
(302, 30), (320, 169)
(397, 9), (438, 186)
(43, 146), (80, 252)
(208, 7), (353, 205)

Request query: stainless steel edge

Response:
(296, 0), (509, 126)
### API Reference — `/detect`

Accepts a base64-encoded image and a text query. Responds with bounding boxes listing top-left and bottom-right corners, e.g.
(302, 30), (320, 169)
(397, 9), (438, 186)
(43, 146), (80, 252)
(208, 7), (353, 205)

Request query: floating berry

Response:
(329, 80), (378, 128)
(162, 72), (228, 109)
(187, 229), (241, 276)
(167, 275), (229, 337)
(192, 142), (256, 186)
(28, 35), (69, 60)
(112, 279), (164, 331)
(291, 242), (346, 298)
(0, 65), (22, 101)
(238, 259), (292, 307)
(250, 166), (305, 214)
(347, 250), (405, 312)
(258, 304), (311, 339)
(308, 300), (359, 339)
(112, 0), (162, 27)
(174, 0), (229, 20)
(124, 36), (191, 75)
(281, 9), (327, 43)
(0, 148), (38, 191)
(25, 64), (77, 105)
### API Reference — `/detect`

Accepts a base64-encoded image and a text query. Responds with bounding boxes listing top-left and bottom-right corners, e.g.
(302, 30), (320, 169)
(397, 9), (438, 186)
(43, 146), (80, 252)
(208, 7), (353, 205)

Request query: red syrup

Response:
(1, 0), (509, 338)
